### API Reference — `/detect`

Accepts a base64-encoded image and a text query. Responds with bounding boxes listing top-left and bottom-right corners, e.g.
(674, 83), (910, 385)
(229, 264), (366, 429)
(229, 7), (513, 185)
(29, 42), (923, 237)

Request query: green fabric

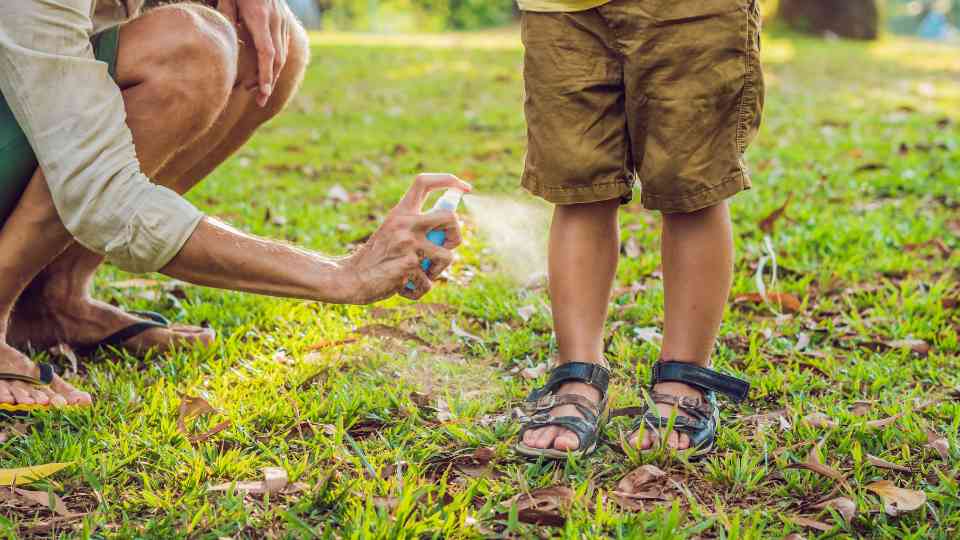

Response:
(0, 25), (121, 225)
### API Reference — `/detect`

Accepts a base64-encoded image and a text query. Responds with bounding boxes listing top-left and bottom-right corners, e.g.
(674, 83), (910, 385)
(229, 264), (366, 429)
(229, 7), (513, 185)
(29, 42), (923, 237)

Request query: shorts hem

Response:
(642, 171), (751, 214)
(522, 173), (634, 205)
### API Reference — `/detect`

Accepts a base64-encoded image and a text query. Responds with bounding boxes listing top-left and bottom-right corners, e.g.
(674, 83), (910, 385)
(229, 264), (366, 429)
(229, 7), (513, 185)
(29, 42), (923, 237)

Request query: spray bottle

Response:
(406, 188), (465, 290)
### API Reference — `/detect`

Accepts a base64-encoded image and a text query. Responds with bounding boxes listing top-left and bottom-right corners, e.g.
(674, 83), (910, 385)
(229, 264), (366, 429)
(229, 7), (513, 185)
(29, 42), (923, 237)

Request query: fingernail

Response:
(262, 83), (272, 96)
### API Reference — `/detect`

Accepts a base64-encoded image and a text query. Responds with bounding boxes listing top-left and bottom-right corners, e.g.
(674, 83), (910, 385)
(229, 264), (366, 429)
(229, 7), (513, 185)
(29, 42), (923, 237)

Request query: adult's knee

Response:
(133, 4), (239, 130)
(237, 9), (310, 122)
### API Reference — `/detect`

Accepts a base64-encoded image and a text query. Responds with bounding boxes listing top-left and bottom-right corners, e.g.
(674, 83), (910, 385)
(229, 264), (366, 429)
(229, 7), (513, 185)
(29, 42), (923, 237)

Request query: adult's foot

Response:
(519, 380), (601, 452)
(0, 343), (91, 408)
(9, 291), (214, 355)
(629, 381), (704, 450)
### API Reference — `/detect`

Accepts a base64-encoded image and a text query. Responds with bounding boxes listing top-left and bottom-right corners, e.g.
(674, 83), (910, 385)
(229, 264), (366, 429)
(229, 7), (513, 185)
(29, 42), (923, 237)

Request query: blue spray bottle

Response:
(406, 188), (465, 290)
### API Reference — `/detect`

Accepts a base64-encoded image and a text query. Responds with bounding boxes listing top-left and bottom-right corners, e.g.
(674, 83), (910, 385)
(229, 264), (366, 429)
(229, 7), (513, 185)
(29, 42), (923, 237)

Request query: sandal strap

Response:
(652, 361), (749, 402)
(649, 391), (714, 416)
(527, 361), (610, 401)
(523, 393), (601, 422)
(643, 413), (708, 432)
(518, 414), (599, 452)
(0, 364), (54, 386)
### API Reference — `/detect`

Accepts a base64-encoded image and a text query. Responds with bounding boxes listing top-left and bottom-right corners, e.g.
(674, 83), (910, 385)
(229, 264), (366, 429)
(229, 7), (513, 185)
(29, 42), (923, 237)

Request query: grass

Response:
(2, 26), (959, 539)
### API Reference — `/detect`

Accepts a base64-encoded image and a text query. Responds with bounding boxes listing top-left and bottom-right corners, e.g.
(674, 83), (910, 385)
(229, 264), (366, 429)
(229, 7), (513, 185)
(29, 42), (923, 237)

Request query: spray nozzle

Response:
(431, 188), (465, 213)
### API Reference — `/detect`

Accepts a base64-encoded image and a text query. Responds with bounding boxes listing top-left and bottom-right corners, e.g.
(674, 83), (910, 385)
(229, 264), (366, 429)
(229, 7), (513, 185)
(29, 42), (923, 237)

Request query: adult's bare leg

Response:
(0, 4), (238, 406)
(10, 5), (307, 354)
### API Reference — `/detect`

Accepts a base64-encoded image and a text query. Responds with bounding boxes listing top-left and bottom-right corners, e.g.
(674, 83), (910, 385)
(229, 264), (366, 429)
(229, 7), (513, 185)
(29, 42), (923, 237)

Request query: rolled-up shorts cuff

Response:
(522, 172), (635, 205)
(642, 171), (751, 214)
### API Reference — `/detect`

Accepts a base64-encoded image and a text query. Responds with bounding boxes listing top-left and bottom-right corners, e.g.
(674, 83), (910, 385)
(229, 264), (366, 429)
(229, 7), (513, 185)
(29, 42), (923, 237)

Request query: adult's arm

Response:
(0, 0), (202, 273)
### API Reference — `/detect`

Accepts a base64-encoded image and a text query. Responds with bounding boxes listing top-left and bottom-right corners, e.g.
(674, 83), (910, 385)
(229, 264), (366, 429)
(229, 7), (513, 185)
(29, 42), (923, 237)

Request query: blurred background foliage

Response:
(287, 0), (958, 42)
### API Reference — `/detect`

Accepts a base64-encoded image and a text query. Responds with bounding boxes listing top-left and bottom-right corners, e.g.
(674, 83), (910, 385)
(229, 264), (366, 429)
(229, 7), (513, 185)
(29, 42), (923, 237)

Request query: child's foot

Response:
(520, 381), (602, 451)
(628, 381), (704, 450)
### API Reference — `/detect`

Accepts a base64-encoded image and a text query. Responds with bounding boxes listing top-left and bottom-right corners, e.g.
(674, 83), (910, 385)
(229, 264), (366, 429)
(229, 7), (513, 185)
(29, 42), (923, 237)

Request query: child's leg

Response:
(521, 198), (620, 451)
(630, 201), (734, 449)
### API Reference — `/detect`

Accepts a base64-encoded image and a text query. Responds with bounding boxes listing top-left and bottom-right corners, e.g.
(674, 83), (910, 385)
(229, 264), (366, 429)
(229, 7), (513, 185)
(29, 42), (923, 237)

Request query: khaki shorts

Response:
(520, 0), (764, 213)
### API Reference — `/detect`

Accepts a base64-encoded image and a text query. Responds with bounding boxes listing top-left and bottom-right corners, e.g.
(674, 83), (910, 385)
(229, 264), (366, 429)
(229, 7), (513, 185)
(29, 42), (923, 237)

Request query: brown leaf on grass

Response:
(435, 398), (454, 422)
(516, 305), (537, 322)
(811, 496), (856, 522)
(787, 441), (847, 486)
(903, 239), (952, 258)
(734, 292), (803, 313)
(850, 401), (874, 417)
(759, 194), (793, 234)
(306, 338), (357, 351)
(177, 393), (217, 435)
(355, 324), (431, 347)
(451, 319), (483, 342)
(801, 412), (838, 429)
(501, 486), (574, 527)
(783, 534), (807, 540)
(189, 420), (232, 445)
(789, 515), (833, 532)
(617, 465), (667, 493)
(327, 184), (350, 203)
(208, 467), (305, 496)
(865, 413), (904, 429)
(866, 454), (913, 473)
(865, 480), (926, 516)
(886, 338), (931, 356)
(2, 487), (82, 518)
(926, 429), (950, 460)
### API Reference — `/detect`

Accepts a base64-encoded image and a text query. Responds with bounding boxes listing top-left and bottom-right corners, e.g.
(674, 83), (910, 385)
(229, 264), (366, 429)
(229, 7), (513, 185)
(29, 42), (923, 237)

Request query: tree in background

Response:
(779, 0), (880, 39)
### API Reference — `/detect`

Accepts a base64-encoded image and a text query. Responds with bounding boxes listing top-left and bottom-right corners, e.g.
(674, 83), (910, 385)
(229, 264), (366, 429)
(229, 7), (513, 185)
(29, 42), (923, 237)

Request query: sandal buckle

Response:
(536, 395), (557, 410)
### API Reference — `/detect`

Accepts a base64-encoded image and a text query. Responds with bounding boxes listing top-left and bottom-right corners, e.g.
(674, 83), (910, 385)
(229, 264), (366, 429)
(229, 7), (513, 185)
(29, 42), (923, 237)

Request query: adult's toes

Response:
(553, 431), (580, 451)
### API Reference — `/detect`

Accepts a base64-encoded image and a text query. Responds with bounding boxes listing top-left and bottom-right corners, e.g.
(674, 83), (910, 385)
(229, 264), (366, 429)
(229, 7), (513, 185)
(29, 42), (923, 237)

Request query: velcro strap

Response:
(649, 392), (713, 416)
(524, 393), (600, 423)
(643, 413), (706, 432)
(652, 361), (749, 402)
(544, 361), (610, 395)
(0, 364), (54, 386)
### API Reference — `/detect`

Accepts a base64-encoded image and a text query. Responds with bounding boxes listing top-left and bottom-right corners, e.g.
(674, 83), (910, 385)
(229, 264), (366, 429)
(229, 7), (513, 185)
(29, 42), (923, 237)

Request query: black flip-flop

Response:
(622, 361), (749, 459)
(74, 310), (171, 357)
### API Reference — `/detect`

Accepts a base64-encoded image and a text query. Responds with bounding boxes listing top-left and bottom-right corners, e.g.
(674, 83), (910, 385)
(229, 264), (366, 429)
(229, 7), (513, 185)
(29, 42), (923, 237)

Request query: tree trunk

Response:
(778, 0), (879, 40)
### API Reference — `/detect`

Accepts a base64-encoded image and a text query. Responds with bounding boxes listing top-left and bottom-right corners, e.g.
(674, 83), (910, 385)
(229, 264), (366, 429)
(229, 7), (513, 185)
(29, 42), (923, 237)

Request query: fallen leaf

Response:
(801, 412), (838, 429)
(811, 496), (856, 522)
(854, 163), (888, 173)
(451, 319), (482, 342)
(789, 515), (832, 532)
(903, 239), (952, 258)
(327, 184), (350, 203)
(850, 401), (873, 416)
(632, 326), (663, 345)
(6, 487), (81, 518)
(189, 420), (232, 444)
(501, 486), (573, 527)
(865, 412), (904, 429)
(356, 324), (431, 347)
(521, 363), (548, 380)
(866, 454), (913, 473)
(787, 441), (847, 486)
(177, 393), (217, 435)
(0, 463), (72, 486)
(516, 305), (536, 322)
(617, 464), (667, 493)
(734, 292), (802, 313)
(373, 495), (399, 512)
(306, 338), (357, 351)
(208, 467), (304, 496)
(622, 237), (641, 258)
(865, 480), (926, 516)
(435, 398), (454, 422)
(759, 194), (793, 234)
(926, 429), (950, 460)
(783, 534), (807, 540)
(886, 339), (931, 356)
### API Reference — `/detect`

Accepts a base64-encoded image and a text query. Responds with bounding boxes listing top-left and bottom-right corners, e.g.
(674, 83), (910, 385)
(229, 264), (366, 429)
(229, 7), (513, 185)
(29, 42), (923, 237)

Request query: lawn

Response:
(2, 26), (959, 539)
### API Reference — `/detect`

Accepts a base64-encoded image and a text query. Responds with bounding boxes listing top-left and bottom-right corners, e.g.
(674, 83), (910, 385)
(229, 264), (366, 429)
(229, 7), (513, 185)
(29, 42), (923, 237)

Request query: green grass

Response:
(2, 28), (959, 538)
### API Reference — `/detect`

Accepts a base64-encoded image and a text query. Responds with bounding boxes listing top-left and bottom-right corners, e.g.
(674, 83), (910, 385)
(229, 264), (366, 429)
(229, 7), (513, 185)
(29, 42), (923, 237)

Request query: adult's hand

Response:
(217, 0), (289, 107)
(342, 173), (472, 304)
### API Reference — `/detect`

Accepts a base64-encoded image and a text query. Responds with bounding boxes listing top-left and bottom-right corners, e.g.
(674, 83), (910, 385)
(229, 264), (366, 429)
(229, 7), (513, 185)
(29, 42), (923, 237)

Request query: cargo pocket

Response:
(653, 0), (745, 23)
(736, 0), (765, 154)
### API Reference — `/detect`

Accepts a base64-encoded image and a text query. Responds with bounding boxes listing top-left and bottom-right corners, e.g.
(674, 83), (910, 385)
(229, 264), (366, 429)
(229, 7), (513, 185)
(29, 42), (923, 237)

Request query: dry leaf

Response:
(107, 278), (161, 289)
(632, 326), (663, 345)
(501, 485), (573, 527)
(886, 339), (931, 356)
(472, 447), (494, 465)
(208, 467), (304, 496)
(435, 398), (454, 422)
(177, 393), (217, 435)
(802, 412), (838, 429)
(783, 534), (807, 540)
(521, 363), (548, 380)
(617, 465), (667, 493)
(789, 515), (833, 532)
(7, 487), (81, 518)
(327, 184), (350, 203)
(866, 454), (912, 473)
(850, 401), (873, 417)
(734, 292), (803, 313)
(926, 429), (950, 460)
(865, 413), (904, 429)
(811, 496), (856, 522)
(451, 319), (482, 342)
(865, 480), (926, 516)
(306, 338), (357, 351)
(189, 420), (232, 444)
(0, 463), (72, 486)
(759, 194), (793, 234)
(787, 441), (847, 486)
(356, 324), (431, 347)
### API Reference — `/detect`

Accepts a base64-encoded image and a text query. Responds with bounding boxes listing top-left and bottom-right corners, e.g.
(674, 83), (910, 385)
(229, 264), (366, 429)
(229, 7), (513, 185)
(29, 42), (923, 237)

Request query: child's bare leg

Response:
(521, 198), (620, 451)
(631, 201), (734, 450)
